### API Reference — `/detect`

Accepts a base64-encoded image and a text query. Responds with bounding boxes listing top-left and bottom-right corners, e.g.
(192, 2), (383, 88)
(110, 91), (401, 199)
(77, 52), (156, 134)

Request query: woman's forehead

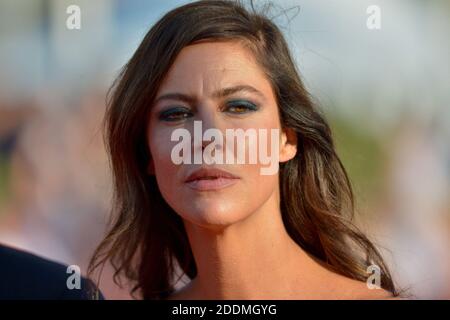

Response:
(157, 41), (270, 96)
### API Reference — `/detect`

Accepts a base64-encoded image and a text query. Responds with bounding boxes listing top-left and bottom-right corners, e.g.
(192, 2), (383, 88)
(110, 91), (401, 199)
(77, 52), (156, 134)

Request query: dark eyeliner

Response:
(158, 106), (192, 121)
(225, 100), (259, 113)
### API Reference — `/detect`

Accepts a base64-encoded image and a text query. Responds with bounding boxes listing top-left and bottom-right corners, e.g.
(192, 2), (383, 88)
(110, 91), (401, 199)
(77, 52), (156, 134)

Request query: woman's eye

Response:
(158, 107), (193, 122)
(225, 101), (259, 114)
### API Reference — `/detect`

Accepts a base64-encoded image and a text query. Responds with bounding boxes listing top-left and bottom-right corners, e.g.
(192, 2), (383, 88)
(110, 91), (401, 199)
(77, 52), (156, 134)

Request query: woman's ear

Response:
(279, 127), (297, 163)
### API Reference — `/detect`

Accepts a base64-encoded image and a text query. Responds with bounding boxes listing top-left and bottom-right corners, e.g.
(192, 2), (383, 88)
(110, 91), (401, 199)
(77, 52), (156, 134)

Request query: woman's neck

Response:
(179, 190), (327, 299)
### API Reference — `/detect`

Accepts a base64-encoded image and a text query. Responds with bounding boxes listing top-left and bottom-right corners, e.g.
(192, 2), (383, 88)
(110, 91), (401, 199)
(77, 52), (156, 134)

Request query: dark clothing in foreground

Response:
(0, 244), (103, 300)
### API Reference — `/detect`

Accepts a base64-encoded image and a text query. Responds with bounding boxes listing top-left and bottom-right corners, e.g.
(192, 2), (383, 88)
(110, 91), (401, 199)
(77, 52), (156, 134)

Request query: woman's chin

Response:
(181, 205), (248, 230)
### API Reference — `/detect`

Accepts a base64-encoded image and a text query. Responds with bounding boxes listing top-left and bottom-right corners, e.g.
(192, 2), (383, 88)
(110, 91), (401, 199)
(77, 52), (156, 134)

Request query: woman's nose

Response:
(192, 104), (224, 153)
(196, 104), (220, 132)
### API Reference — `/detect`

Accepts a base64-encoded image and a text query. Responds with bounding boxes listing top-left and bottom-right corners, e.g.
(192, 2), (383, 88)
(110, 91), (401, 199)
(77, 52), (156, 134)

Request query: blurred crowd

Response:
(0, 0), (449, 299)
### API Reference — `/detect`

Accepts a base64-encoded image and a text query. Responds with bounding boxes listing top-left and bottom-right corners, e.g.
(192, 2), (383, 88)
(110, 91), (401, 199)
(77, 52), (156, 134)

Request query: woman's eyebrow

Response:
(211, 85), (266, 100)
(154, 85), (266, 105)
(153, 93), (196, 105)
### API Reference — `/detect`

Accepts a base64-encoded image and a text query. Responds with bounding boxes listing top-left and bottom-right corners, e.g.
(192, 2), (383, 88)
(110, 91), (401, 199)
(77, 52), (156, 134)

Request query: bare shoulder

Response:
(317, 269), (395, 300)
(341, 277), (396, 300)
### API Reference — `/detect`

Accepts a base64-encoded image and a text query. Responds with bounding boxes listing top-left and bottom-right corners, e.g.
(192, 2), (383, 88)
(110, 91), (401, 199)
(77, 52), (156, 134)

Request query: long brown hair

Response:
(88, 0), (398, 299)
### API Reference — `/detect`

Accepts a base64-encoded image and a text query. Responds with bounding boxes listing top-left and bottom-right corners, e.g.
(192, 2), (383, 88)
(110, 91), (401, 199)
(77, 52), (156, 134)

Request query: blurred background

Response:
(0, 0), (449, 299)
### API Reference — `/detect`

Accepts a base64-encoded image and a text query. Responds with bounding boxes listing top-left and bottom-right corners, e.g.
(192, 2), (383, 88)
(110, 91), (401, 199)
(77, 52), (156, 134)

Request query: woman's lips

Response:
(185, 176), (239, 191)
(184, 167), (240, 191)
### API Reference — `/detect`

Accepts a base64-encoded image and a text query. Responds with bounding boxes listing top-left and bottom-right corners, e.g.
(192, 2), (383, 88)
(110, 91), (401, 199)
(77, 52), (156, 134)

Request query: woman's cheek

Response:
(154, 146), (178, 184)
(148, 138), (177, 193)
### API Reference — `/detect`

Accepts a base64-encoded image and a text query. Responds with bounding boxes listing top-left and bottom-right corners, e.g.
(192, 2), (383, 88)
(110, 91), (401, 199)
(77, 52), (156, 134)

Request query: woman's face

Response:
(147, 41), (296, 230)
